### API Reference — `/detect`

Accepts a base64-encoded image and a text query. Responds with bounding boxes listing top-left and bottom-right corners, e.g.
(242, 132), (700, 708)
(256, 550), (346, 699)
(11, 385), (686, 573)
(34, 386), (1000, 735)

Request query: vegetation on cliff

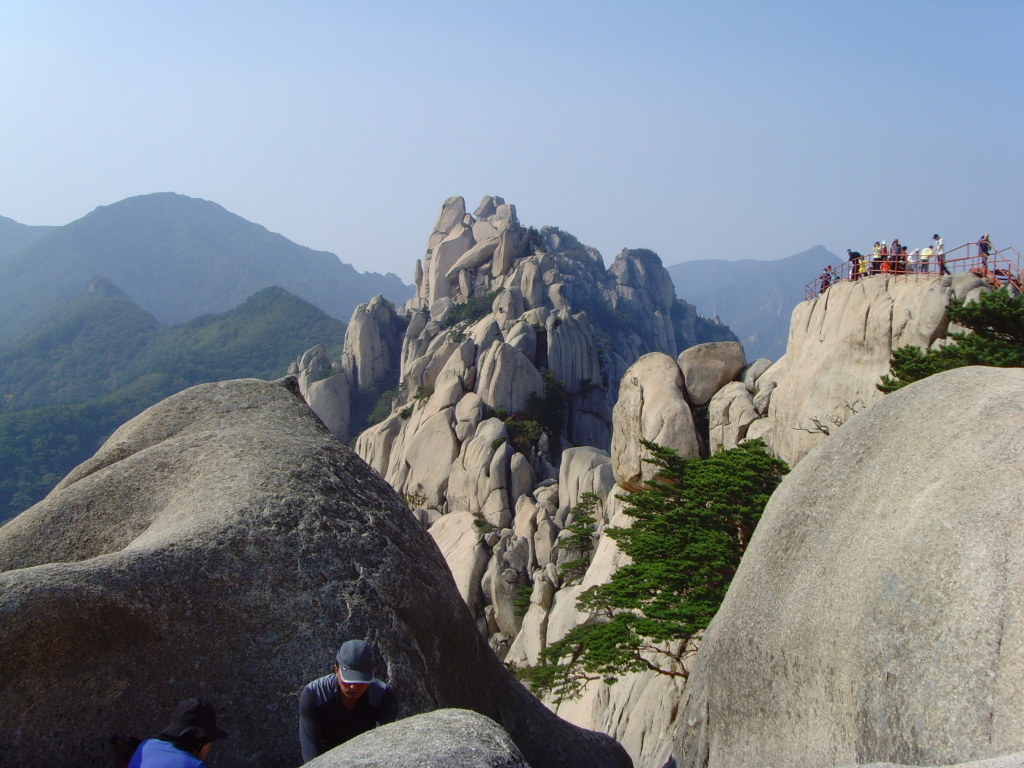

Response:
(0, 286), (347, 524)
(879, 288), (1024, 392)
(526, 439), (788, 701)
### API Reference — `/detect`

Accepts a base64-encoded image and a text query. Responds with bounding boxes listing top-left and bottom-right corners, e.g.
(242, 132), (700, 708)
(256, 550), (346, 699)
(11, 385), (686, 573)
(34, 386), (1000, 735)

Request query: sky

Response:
(2, 0), (1021, 281)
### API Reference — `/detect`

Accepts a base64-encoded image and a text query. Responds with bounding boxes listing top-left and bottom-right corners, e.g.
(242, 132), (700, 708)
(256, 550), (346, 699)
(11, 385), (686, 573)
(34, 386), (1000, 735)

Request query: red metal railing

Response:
(805, 243), (1022, 300)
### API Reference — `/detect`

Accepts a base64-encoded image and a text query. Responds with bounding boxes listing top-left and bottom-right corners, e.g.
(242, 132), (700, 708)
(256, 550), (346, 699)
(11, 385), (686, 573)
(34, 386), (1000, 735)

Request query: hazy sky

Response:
(2, 1), (1021, 281)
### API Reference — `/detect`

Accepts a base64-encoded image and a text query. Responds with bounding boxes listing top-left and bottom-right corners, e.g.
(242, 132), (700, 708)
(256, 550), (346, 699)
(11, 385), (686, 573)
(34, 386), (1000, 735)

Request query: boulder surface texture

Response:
(672, 367), (1024, 768)
(305, 708), (530, 768)
(0, 378), (630, 768)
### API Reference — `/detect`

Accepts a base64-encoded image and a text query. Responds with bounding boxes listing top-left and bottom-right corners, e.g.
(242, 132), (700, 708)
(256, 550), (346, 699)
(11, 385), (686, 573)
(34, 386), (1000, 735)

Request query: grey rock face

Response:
(0, 379), (630, 768)
(305, 708), (531, 768)
(672, 367), (1024, 768)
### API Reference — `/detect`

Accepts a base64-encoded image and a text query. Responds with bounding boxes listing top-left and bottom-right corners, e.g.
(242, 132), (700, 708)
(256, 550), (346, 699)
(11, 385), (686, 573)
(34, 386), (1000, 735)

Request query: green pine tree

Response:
(528, 439), (788, 702)
(558, 492), (599, 584)
(879, 287), (1024, 393)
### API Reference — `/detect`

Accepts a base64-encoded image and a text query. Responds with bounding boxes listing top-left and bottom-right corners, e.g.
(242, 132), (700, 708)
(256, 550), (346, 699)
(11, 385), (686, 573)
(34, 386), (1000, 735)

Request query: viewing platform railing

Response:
(805, 242), (1023, 300)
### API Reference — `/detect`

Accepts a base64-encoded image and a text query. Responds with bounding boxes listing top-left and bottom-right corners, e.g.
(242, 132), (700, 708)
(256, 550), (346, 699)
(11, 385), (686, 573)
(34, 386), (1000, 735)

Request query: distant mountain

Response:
(0, 282), (348, 524)
(0, 192), (411, 345)
(668, 246), (837, 362)
(0, 215), (55, 261)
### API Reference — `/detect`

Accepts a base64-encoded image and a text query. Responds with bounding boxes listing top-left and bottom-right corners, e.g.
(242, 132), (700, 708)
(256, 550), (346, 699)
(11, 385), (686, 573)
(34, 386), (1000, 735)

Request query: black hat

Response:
(158, 698), (228, 742)
(336, 640), (375, 684)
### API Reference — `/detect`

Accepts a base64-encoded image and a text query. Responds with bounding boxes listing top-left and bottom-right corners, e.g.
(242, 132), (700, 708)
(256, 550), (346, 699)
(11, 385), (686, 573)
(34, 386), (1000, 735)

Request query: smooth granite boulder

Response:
(305, 709), (530, 768)
(611, 353), (699, 492)
(0, 378), (631, 768)
(672, 367), (1024, 768)
(676, 341), (746, 407)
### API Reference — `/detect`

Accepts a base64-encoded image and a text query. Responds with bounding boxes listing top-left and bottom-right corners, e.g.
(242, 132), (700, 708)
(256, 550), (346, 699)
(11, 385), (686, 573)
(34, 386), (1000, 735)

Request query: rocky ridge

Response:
(334, 196), (735, 654)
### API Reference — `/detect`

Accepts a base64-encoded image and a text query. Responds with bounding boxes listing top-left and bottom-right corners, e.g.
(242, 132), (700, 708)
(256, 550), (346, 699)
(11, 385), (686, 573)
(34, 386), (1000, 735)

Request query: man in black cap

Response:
(298, 639), (398, 763)
(127, 698), (228, 768)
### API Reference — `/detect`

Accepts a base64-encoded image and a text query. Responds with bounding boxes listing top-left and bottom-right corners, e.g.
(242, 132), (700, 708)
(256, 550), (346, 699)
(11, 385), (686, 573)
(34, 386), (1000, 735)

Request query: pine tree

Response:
(528, 439), (788, 702)
(558, 493), (599, 584)
(879, 287), (1024, 393)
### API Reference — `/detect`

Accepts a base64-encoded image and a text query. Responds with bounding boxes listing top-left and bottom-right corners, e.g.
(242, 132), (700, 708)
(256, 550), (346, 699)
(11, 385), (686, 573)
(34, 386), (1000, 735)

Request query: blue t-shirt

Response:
(127, 738), (205, 768)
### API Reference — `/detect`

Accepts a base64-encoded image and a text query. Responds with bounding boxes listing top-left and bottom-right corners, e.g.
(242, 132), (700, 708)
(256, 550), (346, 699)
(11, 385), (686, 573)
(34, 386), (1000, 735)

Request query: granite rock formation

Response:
(305, 709), (530, 768)
(671, 367), (1024, 768)
(0, 378), (631, 768)
(740, 272), (989, 466)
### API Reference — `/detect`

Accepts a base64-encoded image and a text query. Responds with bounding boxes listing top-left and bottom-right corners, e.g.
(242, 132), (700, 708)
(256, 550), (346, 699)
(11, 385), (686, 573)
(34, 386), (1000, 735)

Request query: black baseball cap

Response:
(336, 640), (375, 684)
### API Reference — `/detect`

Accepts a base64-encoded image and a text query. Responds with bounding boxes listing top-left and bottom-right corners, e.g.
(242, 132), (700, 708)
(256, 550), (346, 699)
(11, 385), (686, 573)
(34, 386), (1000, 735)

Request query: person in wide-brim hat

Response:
(127, 698), (228, 767)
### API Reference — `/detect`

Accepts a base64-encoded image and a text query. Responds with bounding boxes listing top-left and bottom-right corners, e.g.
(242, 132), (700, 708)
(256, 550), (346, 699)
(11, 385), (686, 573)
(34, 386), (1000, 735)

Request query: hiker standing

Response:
(979, 234), (993, 271)
(933, 234), (948, 275)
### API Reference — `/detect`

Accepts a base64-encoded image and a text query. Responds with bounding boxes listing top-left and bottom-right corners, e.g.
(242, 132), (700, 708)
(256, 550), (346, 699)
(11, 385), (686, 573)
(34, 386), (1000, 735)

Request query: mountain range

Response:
(0, 192), (411, 346)
(666, 245), (837, 361)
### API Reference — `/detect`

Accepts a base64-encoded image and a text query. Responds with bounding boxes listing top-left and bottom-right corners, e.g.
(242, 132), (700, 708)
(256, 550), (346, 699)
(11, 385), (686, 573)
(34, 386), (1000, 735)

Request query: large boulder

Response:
(676, 341), (745, 407)
(0, 378), (631, 768)
(671, 367), (1024, 768)
(306, 708), (530, 768)
(611, 353), (699, 491)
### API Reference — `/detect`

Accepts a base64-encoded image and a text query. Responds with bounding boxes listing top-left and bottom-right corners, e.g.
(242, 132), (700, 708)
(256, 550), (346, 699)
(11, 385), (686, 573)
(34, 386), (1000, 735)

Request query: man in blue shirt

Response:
(298, 639), (398, 763)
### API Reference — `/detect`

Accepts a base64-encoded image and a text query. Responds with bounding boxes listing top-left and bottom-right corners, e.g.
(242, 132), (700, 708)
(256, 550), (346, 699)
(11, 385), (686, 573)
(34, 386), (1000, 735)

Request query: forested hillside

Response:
(0, 285), (346, 524)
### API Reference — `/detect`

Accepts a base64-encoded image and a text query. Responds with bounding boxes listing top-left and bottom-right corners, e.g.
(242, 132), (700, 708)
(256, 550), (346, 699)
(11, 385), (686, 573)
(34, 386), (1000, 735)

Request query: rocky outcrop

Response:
(671, 367), (1024, 768)
(353, 197), (735, 491)
(743, 273), (988, 466)
(0, 378), (631, 768)
(611, 353), (699, 492)
(306, 709), (530, 768)
(292, 344), (352, 441)
(342, 294), (406, 390)
(289, 195), (746, 767)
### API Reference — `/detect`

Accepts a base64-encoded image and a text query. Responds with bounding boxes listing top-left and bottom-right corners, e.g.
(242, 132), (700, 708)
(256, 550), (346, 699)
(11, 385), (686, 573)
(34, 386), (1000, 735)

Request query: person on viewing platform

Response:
(847, 249), (863, 280)
(895, 245), (907, 274)
(979, 234), (992, 270)
(907, 248), (920, 272)
(933, 234), (948, 275)
(920, 245), (933, 272)
(870, 242), (882, 275)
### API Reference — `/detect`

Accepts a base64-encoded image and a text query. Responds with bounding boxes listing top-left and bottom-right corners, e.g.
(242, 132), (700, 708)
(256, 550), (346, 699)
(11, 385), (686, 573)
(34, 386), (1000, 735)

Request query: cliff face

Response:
(712, 271), (992, 466)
